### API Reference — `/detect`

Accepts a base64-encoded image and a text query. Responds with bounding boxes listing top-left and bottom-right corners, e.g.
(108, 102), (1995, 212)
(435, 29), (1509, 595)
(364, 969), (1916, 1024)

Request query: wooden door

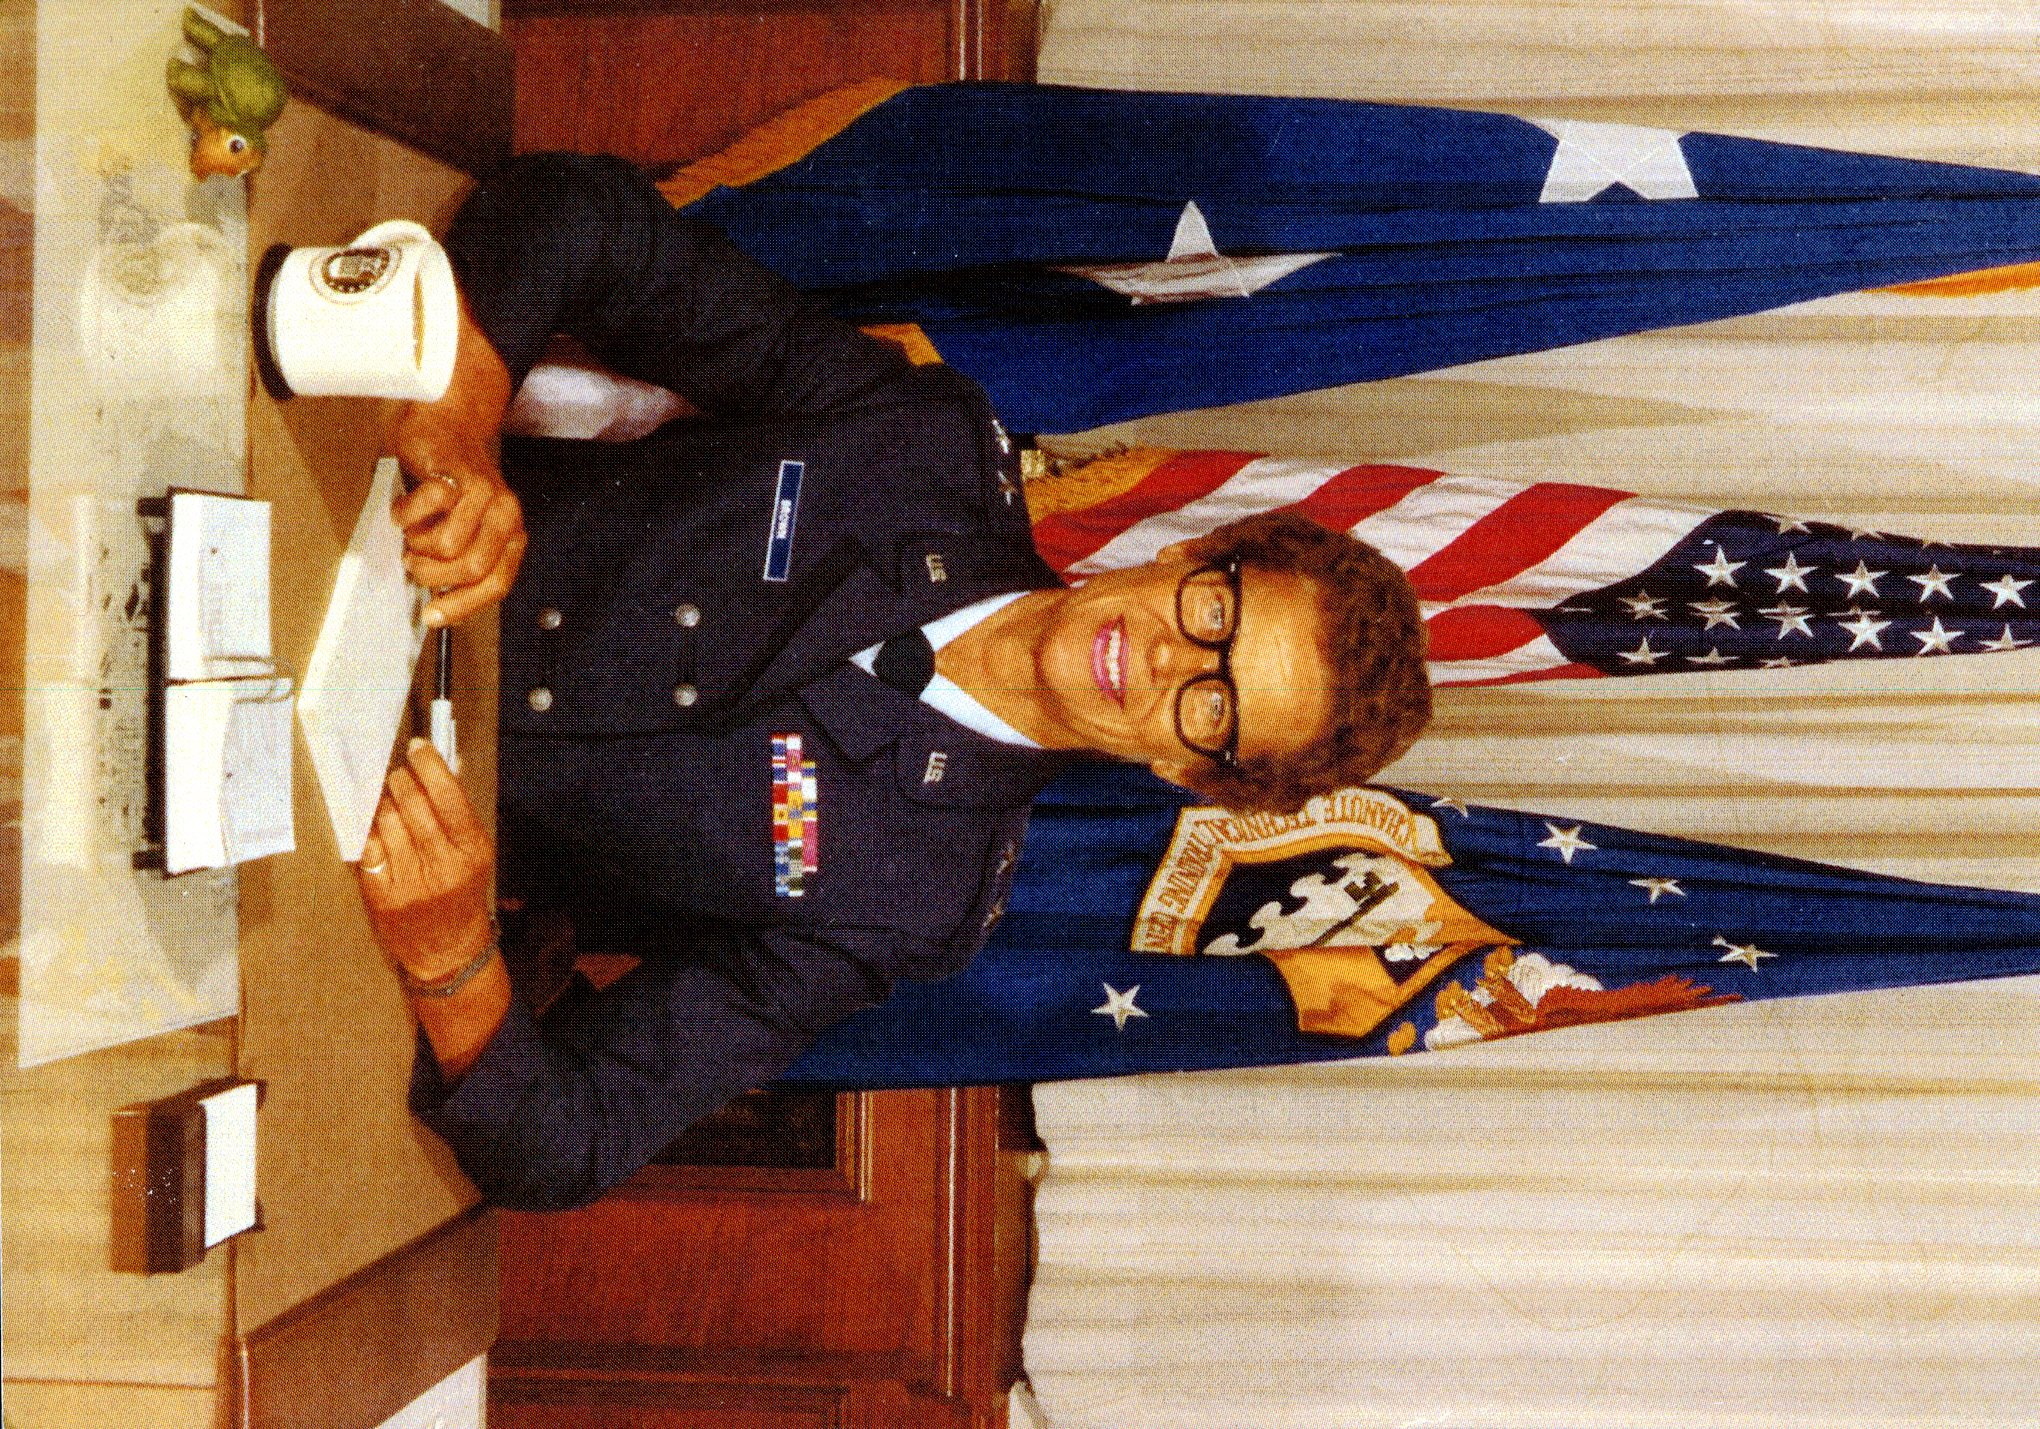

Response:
(491, 1086), (1035, 1429)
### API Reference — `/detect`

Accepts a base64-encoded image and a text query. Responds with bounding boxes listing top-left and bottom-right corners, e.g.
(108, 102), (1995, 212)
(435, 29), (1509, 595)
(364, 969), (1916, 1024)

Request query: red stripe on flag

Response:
(1288, 464), (1447, 534)
(1031, 451), (1259, 573)
(1441, 662), (1605, 688)
(1421, 605), (1550, 662)
(1404, 482), (1633, 603)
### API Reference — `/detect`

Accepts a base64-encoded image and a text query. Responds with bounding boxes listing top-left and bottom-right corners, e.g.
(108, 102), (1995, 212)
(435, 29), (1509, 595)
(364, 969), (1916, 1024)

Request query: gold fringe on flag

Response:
(1022, 446), (1181, 524)
(1881, 259), (2040, 297)
(859, 322), (945, 366)
(658, 83), (942, 367)
(657, 79), (913, 211)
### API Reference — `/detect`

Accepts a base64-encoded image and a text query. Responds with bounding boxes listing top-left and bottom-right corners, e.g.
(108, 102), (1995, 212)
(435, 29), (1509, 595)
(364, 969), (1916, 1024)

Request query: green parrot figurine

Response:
(165, 8), (288, 179)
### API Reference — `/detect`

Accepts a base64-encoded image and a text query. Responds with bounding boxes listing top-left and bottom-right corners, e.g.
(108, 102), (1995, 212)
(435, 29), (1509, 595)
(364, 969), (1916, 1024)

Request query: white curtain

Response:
(1021, 2), (2040, 1423)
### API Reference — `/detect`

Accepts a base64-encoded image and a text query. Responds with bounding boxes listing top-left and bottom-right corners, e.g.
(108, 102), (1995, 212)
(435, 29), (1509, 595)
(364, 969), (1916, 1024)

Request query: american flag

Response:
(1031, 449), (2040, 686)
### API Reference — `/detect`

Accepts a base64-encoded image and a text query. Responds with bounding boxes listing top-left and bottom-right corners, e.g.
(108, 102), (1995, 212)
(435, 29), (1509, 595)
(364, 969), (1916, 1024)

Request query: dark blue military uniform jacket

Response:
(408, 154), (1066, 1210)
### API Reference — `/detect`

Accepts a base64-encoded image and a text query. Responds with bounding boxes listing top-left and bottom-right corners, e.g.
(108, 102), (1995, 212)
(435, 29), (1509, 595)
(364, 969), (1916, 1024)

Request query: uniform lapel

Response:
(735, 530), (1061, 724)
(796, 664), (1070, 809)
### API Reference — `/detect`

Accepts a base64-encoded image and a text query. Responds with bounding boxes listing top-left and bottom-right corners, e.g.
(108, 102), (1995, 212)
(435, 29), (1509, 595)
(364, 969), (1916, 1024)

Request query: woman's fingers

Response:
(369, 788), (425, 897)
(392, 473), (461, 532)
(406, 487), (525, 616)
(402, 739), (490, 857)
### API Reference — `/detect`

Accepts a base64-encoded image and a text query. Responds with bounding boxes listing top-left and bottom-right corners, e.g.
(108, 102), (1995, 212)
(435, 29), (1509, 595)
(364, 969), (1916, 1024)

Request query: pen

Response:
(429, 623), (459, 773)
(414, 467), (463, 773)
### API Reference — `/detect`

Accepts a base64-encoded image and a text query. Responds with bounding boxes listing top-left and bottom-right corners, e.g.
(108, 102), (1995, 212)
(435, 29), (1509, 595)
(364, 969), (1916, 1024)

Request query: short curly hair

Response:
(1168, 509), (1431, 814)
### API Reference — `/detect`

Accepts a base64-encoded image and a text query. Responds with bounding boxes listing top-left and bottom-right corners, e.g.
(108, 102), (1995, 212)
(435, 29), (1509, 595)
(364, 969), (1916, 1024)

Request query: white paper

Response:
(164, 676), (296, 874)
(298, 457), (429, 861)
(165, 491), (273, 681)
(199, 1081), (259, 1248)
(221, 687), (297, 863)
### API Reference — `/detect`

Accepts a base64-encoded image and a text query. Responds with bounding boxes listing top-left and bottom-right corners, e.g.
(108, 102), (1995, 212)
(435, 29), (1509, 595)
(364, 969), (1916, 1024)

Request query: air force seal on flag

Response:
(1133, 788), (1513, 1038)
(1132, 786), (1739, 1049)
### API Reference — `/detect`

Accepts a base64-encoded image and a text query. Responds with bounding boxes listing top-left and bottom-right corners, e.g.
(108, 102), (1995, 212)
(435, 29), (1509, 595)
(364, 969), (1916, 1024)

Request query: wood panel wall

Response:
(258, 0), (515, 174)
(506, 0), (1037, 168)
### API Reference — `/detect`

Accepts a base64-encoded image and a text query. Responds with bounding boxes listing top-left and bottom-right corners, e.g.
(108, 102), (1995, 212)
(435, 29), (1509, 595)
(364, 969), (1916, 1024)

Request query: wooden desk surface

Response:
(4, 6), (499, 1421)
(235, 94), (490, 1337)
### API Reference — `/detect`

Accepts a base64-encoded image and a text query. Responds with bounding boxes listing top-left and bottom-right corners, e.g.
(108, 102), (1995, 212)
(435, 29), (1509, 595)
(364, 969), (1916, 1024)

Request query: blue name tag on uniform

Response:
(761, 460), (804, 582)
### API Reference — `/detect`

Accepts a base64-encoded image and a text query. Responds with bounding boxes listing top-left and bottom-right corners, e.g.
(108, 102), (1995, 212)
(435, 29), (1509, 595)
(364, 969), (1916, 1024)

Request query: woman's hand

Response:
(390, 298), (524, 627)
(357, 738), (496, 985)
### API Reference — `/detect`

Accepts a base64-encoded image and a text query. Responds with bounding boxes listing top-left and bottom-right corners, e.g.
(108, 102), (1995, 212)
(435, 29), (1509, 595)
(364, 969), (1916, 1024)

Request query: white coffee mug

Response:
(263, 218), (457, 400)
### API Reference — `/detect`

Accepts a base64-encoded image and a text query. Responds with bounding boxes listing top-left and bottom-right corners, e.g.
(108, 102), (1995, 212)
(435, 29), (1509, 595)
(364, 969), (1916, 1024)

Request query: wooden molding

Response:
(236, 1208), (500, 1429)
(615, 1090), (872, 1201)
(257, 0), (514, 175)
(491, 1367), (905, 1429)
(954, 0), (1038, 82)
(502, 0), (1037, 83)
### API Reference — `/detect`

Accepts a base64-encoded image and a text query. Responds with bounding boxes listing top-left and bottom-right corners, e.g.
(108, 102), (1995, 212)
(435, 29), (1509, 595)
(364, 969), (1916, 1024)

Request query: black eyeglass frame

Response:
(1172, 558), (1244, 768)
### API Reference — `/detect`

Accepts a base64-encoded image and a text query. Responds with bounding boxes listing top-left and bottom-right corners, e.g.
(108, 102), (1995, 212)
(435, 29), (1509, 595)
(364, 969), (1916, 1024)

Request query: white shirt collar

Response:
(851, 590), (1041, 748)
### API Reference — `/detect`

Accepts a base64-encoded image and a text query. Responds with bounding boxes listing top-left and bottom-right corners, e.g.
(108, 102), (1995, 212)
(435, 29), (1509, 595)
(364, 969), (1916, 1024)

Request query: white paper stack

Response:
(166, 491), (274, 681)
(165, 677), (296, 872)
(297, 457), (429, 862)
(199, 1080), (261, 1248)
(160, 492), (295, 875)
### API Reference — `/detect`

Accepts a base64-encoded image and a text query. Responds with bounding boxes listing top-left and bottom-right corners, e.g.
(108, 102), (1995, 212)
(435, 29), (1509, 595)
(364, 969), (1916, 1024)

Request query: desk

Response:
(2, 4), (502, 1424)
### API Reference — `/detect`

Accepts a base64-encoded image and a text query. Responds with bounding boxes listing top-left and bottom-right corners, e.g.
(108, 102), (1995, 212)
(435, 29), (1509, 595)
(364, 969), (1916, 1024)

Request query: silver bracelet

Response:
(398, 936), (499, 999)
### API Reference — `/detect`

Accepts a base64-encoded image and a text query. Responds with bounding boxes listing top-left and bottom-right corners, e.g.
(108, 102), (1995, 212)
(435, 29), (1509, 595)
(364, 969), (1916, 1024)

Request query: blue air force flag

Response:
(784, 764), (2040, 1087)
(680, 82), (2040, 432)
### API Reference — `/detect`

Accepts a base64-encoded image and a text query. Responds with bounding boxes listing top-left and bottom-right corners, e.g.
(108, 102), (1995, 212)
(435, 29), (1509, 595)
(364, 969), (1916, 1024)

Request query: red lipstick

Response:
(1092, 617), (1127, 706)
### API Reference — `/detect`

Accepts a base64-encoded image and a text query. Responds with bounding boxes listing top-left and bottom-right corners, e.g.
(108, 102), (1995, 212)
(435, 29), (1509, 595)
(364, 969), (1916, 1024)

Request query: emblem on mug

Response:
(312, 246), (395, 299)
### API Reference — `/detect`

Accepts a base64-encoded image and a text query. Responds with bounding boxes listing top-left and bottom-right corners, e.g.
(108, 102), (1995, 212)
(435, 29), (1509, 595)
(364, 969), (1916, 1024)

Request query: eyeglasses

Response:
(1173, 559), (1242, 768)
